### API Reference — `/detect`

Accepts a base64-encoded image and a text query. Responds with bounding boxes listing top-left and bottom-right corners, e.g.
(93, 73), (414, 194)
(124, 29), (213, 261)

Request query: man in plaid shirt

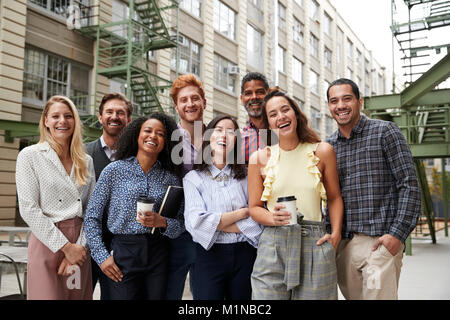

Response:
(326, 78), (421, 300)
(240, 72), (269, 164)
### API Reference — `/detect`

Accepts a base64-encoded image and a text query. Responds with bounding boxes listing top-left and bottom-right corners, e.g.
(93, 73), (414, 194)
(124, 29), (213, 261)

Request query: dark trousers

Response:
(165, 231), (196, 300)
(105, 233), (169, 300)
(193, 241), (257, 300)
(91, 257), (111, 300)
(91, 211), (112, 300)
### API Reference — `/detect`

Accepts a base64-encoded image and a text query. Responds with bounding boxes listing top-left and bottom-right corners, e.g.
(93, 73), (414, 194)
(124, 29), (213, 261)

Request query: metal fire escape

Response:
(365, 0), (450, 253)
(0, 0), (179, 142)
(76, 0), (178, 129)
(391, 0), (450, 85)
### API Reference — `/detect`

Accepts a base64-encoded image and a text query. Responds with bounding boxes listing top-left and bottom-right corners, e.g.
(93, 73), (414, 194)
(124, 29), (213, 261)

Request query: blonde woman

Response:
(16, 96), (95, 299)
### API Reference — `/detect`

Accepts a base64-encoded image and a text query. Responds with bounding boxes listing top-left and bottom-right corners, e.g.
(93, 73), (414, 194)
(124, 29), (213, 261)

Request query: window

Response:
(278, 2), (286, 31)
(346, 67), (353, 80)
(325, 115), (334, 136)
(323, 79), (330, 96)
(248, 0), (263, 22)
(310, 0), (319, 20)
(247, 24), (264, 71)
(310, 34), (319, 57)
(277, 46), (286, 73)
(324, 47), (332, 69)
(23, 47), (90, 112)
(30, 0), (70, 18)
(336, 28), (343, 63)
(293, 18), (304, 46)
(356, 49), (362, 64)
(214, 54), (237, 93)
(294, 97), (304, 111)
(171, 35), (201, 77)
(30, 0), (91, 24)
(112, 0), (147, 40)
(309, 69), (319, 94)
(356, 76), (362, 89)
(310, 106), (321, 132)
(214, 0), (236, 40)
(180, 0), (202, 18)
(378, 74), (384, 94)
(292, 57), (304, 85)
(324, 13), (332, 36)
(346, 38), (353, 59)
(365, 58), (370, 73)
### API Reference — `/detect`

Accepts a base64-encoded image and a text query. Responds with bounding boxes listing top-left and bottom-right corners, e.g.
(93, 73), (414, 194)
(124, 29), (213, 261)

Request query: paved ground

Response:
(2, 229), (449, 300)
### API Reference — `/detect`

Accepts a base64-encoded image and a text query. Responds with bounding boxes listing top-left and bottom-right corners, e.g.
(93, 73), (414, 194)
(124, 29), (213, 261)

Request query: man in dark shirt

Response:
(84, 92), (132, 299)
(240, 72), (269, 164)
(326, 78), (421, 300)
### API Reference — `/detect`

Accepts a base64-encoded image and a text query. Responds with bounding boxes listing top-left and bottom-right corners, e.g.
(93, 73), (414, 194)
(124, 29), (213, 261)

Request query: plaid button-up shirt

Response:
(241, 121), (265, 164)
(326, 114), (421, 242)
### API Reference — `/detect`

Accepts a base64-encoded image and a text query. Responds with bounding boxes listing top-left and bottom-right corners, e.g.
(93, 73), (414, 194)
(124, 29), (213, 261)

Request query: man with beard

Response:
(240, 72), (269, 164)
(85, 92), (132, 299)
(326, 78), (420, 299)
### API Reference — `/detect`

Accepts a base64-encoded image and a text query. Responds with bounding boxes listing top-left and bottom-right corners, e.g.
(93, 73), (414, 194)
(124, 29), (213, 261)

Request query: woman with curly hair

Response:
(183, 115), (263, 300)
(248, 89), (343, 300)
(16, 95), (95, 299)
(84, 113), (184, 300)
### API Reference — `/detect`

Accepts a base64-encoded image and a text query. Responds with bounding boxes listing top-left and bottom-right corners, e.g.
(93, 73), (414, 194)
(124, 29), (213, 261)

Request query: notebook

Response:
(151, 185), (184, 234)
(158, 185), (184, 219)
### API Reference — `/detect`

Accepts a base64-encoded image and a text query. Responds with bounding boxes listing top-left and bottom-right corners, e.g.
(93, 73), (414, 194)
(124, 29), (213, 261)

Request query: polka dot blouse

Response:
(84, 157), (184, 266)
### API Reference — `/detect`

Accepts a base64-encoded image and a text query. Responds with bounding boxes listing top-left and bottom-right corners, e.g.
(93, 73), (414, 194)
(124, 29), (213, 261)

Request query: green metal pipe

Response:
(443, 159), (448, 237)
(405, 235), (412, 256)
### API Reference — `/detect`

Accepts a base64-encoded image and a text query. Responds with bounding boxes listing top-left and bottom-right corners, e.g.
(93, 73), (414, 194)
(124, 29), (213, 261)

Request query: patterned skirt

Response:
(251, 219), (337, 300)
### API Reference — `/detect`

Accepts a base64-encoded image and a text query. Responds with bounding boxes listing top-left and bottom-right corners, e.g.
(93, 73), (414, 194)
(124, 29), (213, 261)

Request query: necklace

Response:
(205, 167), (229, 182)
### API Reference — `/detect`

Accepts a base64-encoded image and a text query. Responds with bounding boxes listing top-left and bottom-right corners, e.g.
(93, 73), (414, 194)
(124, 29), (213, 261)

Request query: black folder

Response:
(158, 185), (184, 219)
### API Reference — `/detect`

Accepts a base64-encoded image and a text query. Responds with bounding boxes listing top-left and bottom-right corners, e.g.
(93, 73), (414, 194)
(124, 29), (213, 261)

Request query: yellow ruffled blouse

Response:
(261, 142), (327, 222)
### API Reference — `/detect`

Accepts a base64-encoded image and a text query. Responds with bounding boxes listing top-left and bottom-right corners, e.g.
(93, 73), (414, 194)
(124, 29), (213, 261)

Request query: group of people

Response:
(15, 71), (421, 301)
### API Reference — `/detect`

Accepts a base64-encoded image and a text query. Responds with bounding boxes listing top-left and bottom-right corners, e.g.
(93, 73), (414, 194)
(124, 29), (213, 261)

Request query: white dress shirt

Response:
(183, 165), (263, 250)
(100, 135), (116, 161)
(15, 141), (96, 253)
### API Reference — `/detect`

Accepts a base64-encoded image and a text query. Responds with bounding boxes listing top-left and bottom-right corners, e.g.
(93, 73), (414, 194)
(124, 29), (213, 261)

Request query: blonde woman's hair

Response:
(39, 95), (89, 186)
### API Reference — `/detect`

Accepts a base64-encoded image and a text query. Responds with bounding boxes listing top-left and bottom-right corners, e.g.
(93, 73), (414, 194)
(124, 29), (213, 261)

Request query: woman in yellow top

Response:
(248, 88), (343, 300)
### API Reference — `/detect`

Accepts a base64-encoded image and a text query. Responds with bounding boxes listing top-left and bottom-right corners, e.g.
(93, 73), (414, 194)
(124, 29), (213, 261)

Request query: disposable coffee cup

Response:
(137, 196), (154, 219)
(277, 196), (297, 226)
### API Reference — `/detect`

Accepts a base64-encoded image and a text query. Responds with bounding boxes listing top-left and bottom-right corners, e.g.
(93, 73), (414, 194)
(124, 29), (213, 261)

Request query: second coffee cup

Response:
(276, 195), (297, 226)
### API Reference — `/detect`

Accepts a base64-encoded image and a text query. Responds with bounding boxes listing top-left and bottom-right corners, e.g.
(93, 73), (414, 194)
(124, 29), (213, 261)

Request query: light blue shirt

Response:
(183, 165), (263, 250)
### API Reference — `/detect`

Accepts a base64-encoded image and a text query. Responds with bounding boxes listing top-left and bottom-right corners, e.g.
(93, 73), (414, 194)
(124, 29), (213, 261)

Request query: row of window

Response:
(22, 46), (336, 136)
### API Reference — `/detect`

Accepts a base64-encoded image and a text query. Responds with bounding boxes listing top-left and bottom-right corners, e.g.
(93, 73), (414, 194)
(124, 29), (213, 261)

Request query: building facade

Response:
(0, 0), (391, 225)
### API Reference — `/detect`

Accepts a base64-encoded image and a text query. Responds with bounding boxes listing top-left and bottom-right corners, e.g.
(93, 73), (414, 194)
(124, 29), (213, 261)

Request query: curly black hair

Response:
(193, 115), (247, 180)
(115, 112), (183, 177)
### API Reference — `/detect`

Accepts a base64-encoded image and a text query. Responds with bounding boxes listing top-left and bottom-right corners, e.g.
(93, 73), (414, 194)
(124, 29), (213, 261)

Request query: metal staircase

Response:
(75, 0), (178, 128)
(391, 0), (450, 85)
(365, 3), (450, 252)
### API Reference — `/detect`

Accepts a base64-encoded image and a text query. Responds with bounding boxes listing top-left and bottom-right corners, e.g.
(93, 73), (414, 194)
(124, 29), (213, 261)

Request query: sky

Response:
(329, 0), (450, 87)
(330, 0), (394, 69)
